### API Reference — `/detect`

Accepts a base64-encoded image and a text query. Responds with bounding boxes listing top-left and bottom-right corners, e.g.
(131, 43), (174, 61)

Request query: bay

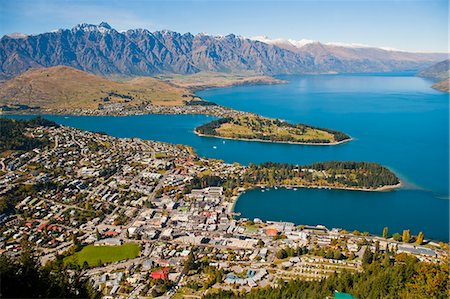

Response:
(6, 73), (449, 240)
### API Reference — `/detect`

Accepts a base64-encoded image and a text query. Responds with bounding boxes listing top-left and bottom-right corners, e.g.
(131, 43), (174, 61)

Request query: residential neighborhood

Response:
(0, 123), (447, 298)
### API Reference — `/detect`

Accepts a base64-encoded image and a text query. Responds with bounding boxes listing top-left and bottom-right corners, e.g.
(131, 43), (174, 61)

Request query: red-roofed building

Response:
(37, 222), (48, 232)
(265, 227), (279, 236)
(104, 231), (119, 237)
(150, 268), (169, 280)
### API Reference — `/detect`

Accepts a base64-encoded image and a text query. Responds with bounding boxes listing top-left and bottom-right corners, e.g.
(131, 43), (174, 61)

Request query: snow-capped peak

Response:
(72, 22), (113, 34)
(251, 35), (404, 52)
(251, 36), (316, 48)
(6, 32), (29, 39)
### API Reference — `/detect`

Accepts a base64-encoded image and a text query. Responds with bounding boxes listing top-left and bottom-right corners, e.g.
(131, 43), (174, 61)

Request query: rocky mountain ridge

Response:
(0, 22), (447, 80)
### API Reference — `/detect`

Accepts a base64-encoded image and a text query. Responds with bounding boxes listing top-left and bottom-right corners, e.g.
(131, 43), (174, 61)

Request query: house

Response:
(265, 227), (278, 236)
(150, 268), (169, 280)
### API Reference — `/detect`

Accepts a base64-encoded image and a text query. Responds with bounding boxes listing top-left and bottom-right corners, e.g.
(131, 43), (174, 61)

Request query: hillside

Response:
(417, 59), (450, 93)
(0, 66), (192, 110)
(195, 115), (350, 144)
(156, 72), (286, 91)
(0, 22), (446, 80)
(417, 59), (450, 81)
(432, 78), (450, 92)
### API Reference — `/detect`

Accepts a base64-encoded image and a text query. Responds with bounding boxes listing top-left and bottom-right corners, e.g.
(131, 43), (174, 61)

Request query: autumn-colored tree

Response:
(402, 229), (411, 243)
(405, 263), (449, 298)
(415, 231), (424, 245)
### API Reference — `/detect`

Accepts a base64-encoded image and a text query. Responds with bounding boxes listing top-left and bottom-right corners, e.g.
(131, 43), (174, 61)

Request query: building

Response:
(94, 238), (123, 246)
(150, 268), (169, 280)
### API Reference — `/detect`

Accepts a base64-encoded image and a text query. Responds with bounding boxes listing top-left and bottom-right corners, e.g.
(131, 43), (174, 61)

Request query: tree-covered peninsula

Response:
(195, 115), (350, 144)
(188, 161), (400, 194)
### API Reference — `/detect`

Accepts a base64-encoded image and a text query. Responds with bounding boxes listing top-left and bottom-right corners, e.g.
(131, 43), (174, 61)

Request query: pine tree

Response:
(362, 248), (373, 266)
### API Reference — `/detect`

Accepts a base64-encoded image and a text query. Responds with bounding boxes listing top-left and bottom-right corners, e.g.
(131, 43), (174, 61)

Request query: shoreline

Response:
(194, 130), (352, 146)
(186, 77), (288, 92)
(230, 182), (403, 214)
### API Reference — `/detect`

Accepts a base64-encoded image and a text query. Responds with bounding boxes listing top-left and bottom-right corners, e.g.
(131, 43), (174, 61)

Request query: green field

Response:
(64, 243), (140, 267)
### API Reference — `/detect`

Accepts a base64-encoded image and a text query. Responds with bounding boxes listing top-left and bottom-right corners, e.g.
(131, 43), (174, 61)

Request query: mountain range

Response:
(0, 22), (447, 80)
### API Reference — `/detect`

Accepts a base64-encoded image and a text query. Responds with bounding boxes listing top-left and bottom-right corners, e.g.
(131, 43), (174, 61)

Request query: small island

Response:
(195, 115), (351, 145)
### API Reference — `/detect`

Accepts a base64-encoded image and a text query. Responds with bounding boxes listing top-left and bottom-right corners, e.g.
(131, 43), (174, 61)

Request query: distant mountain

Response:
(432, 78), (449, 93)
(416, 59), (450, 93)
(417, 59), (450, 81)
(0, 66), (190, 109)
(251, 36), (447, 73)
(0, 22), (447, 79)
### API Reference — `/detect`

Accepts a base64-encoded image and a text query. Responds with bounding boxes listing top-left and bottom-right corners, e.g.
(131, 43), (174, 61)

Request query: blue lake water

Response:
(7, 73), (449, 241)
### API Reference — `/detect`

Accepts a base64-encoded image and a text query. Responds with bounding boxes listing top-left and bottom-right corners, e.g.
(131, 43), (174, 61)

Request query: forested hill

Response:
(203, 256), (448, 299)
(0, 117), (58, 152)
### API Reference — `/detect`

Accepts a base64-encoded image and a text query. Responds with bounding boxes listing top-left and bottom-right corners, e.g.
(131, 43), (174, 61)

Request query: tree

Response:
(362, 248), (373, 266)
(392, 232), (402, 242)
(415, 232), (424, 245)
(402, 229), (411, 243)
(333, 250), (343, 260)
(276, 248), (288, 260)
(183, 250), (196, 274)
(0, 241), (97, 298)
(257, 239), (265, 248)
(382, 227), (389, 239)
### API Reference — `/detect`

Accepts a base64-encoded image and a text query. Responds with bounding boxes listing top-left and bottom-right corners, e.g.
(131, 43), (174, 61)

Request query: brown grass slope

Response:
(0, 66), (191, 110)
(432, 78), (450, 93)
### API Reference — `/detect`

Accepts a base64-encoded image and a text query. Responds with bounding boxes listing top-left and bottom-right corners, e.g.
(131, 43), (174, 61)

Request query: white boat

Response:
(213, 146), (217, 149)
(293, 188), (298, 191)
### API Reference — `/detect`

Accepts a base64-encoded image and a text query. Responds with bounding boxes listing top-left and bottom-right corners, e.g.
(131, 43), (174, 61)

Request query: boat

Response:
(293, 188), (298, 191)
(213, 146), (217, 149)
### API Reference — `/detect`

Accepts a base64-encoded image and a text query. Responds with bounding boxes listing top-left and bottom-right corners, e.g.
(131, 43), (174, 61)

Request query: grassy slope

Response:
(0, 66), (191, 109)
(63, 243), (140, 267)
(156, 72), (285, 90)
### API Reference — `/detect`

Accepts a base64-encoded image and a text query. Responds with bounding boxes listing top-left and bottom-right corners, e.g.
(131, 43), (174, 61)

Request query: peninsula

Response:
(195, 115), (351, 144)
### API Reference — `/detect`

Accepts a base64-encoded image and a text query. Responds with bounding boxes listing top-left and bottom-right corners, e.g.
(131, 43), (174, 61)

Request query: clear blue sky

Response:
(0, 0), (448, 52)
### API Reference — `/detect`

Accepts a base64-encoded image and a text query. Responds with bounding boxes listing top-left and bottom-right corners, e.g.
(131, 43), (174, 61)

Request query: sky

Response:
(0, 0), (448, 53)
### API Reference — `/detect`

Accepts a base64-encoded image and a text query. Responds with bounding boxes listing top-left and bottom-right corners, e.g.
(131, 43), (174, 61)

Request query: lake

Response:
(7, 73), (449, 241)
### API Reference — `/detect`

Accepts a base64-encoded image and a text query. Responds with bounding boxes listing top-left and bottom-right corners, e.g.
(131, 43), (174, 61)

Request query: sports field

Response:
(64, 243), (140, 267)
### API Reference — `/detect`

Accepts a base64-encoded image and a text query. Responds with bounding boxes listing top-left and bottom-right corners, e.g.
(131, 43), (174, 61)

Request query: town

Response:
(0, 121), (447, 298)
